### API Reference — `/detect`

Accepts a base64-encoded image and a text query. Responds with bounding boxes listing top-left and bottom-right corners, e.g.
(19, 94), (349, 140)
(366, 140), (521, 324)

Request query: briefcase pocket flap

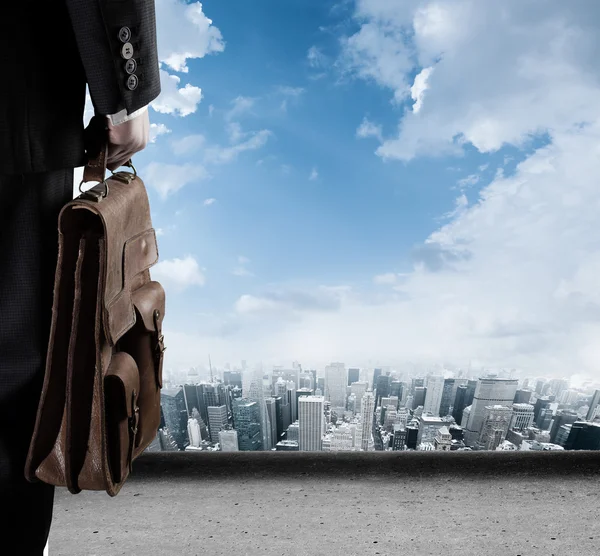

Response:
(104, 229), (159, 345)
(131, 281), (166, 333)
(105, 352), (140, 419)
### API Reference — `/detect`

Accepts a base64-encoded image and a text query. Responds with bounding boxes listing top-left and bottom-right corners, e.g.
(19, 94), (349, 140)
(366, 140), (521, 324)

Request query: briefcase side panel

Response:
(25, 225), (82, 483)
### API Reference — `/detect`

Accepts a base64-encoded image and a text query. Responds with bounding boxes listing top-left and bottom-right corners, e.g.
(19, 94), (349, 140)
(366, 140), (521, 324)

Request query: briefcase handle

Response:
(79, 115), (137, 195)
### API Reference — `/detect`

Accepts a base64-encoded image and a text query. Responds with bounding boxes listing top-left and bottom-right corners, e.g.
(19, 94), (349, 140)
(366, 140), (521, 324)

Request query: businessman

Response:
(0, 1), (161, 553)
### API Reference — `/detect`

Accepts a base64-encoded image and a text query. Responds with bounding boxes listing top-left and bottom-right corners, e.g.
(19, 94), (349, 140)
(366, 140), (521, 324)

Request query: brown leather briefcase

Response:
(25, 126), (166, 496)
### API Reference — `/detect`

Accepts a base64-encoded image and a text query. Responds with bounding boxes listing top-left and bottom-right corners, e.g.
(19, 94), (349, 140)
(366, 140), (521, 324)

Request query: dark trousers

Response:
(0, 168), (74, 555)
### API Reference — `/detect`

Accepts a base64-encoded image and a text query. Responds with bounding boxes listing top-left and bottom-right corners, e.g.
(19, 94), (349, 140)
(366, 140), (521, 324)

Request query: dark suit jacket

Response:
(0, 1), (161, 175)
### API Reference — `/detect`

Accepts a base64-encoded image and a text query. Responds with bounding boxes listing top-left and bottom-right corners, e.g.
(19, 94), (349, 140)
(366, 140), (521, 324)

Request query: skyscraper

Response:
(375, 374), (391, 408)
(413, 386), (427, 410)
(424, 376), (444, 416)
(360, 391), (375, 451)
(549, 410), (579, 444)
(348, 368), (360, 386)
(586, 390), (600, 421)
(513, 389), (533, 404)
(564, 421), (600, 450)
(464, 378), (518, 447)
(232, 399), (262, 451)
(298, 396), (325, 451)
(438, 379), (455, 418)
(187, 418), (202, 448)
(160, 387), (188, 449)
(245, 367), (273, 450)
(350, 381), (368, 409)
(478, 405), (512, 450)
(265, 397), (278, 450)
(207, 405), (228, 443)
(325, 363), (347, 409)
(510, 404), (535, 431)
(533, 397), (551, 426)
(372, 368), (382, 390)
(296, 388), (314, 420)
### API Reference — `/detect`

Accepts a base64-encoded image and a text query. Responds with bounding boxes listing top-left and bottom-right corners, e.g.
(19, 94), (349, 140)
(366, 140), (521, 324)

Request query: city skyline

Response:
(153, 360), (600, 455)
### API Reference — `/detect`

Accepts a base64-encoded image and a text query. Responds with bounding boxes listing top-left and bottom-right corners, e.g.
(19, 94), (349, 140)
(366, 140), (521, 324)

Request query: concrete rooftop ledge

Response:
(129, 450), (600, 478)
(50, 452), (600, 556)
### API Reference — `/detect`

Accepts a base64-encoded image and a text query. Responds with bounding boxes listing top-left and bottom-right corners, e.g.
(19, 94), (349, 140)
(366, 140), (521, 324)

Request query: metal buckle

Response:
(79, 179), (108, 202)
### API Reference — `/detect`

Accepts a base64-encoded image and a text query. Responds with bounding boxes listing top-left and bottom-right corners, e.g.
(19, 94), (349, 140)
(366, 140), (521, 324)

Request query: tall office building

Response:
(287, 381), (298, 423)
(375, 374), (391, 408)
(510, 404), (535, 431)
(223, 370), (243, 388)
(413, 386), (427, 410)
(298, 396), (325, 451)
(555, 424), (573, 447)
(564, 421), (600, 450)
(360, 391), (375, 451)
(246, 368), (273, 450)
(183, 384), (201, 417)
(392, 425), (407, 451)
(296, 388), (314, 420)
(586, 390), (600, 421)
(513, 389), (533, 404)
(537, 407), (554, 431)
(464, 378), (518, 447)
(160, 387), (188, 449)
(265, 398), (278, 450)
(273, 396), (284, 442)
(232, 399), (262, 451)
(350, 381), (368, 409)
(478, 405), (512, 450)
(325, 363), (347, 409)
(438, 379), (455, 418)
(207, 405), (228, 443)
(187, 418), (202, 448)
(390, 380), (403, 401)
(533, 397), (551, 427)
(405, 424), (419, 450)
(560, 389), (580, 406)
(219, 429), (239, 452)
(348, 368), (360, 386)
(549, 410), (579, 444)
(452, 380), (477, 425)
(372, 368), (383, 390)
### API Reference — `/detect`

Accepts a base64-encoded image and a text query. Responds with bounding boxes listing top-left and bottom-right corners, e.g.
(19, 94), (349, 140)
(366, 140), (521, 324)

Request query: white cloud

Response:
(410, 66), (434, 113)
(309, 167), (319, 181)
(356, 117), (383, 141)
(373, 273), (398, 285)
(203, 198), (217, 206)
(152, 255), (206, 290)
(457, 174), (480, 189)
(343, 0), (600, 160)
(227, 122), (245, 143)
(233, 256), (253, 277)
(151, 70), (203, 117)
(225, 96), (256, 121)
(204, 130), (271, 165)
(156, 0), (225, 73)
(149, 123), (172, 143)
(144, 162), (209, 199)
(307, 46), (327, 68)
(170, 134), (206, 155)
(278, 86), (305, 97)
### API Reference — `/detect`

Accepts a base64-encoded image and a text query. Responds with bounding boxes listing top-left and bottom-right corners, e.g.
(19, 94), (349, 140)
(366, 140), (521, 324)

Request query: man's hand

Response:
(105, 109), (150, 171)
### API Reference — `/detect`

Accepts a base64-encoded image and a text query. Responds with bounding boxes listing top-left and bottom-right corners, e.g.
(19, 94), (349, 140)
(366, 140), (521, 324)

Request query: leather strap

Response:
(83, 115), (109, 184)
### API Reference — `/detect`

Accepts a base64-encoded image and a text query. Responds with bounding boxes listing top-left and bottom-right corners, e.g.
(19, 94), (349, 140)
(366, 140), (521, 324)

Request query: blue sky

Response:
(79, 1), (600, 385)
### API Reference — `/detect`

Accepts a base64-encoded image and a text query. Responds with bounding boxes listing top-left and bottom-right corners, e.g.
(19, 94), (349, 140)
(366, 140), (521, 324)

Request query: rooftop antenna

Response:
(209, 354), (213, 382)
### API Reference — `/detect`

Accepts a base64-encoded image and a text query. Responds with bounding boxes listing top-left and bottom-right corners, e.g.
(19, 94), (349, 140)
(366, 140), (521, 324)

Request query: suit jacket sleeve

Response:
(65, 0), (161, 116)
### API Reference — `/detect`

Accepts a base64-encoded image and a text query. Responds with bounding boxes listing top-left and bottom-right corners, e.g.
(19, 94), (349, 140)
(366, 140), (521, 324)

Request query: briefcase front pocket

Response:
(104, 352), (140, 485)
(117, 280), (165, 456)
